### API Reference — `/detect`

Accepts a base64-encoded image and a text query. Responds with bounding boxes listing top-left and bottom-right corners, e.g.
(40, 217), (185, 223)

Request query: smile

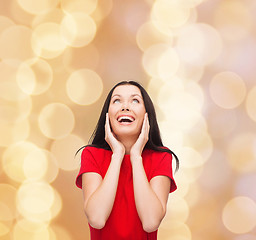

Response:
(117, 115), (135, 125)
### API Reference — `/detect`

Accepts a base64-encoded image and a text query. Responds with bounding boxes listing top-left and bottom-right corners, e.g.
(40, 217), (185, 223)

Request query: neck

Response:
(117, 135), (137, 155)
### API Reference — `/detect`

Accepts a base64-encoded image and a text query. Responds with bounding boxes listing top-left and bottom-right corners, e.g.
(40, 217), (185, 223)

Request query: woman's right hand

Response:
(105, 113), (125, 158)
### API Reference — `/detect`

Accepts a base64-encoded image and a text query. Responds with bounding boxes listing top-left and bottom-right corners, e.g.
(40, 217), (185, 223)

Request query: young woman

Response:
(76, 80), (179, 240)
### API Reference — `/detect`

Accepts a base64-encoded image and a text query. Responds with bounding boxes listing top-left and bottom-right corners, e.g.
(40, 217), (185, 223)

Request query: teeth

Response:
(117, 116), (134, 122)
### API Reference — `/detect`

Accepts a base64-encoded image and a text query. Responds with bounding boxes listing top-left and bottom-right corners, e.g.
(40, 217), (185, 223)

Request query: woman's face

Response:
(108, 84), (146, 139)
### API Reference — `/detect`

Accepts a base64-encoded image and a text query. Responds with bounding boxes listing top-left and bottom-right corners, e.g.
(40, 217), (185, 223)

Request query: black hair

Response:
(76, 80), (179, 171)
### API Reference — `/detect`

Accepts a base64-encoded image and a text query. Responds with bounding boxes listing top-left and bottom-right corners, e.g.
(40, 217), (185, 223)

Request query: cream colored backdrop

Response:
(0, 0), (256, 240)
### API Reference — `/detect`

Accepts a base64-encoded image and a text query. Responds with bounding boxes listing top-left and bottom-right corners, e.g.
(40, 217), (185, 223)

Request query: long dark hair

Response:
(76, 80), (179, 171)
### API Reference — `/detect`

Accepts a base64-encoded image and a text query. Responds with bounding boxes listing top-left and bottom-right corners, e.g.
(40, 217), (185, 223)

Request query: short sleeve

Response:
(151, 152), (177, 193)
(75, 147), (101, 189)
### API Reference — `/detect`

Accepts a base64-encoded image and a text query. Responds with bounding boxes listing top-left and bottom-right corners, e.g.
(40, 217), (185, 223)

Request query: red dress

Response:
(76, 146), (177, 240)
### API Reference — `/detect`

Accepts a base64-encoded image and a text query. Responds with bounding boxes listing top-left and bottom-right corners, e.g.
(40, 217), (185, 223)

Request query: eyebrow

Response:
(111, 94), (142, 99)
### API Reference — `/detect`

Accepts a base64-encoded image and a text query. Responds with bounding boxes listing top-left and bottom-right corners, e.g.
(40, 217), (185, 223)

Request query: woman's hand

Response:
(130, 113), (150, 162)
(105, 113), (125, 157)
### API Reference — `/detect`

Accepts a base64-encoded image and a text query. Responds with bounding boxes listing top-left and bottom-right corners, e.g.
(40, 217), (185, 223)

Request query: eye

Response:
(113, 99), (120, 104)
(132, 99), (139, 103)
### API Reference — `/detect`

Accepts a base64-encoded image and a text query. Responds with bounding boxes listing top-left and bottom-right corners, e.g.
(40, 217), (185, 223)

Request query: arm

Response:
(82, 113), (125, 229)
(130, 113), (170, 232)
(131, 158), (170, 232)
(82, 153), (123, 229)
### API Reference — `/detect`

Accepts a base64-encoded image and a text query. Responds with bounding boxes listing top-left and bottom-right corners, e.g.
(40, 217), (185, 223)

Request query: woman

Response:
(76, 80), (179, 240)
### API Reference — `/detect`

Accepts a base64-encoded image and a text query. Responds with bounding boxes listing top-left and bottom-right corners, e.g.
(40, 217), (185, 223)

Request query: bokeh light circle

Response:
(51, 134), (85, 171)
(38, 103), (75, 139)
(246, 86), (256, 122)
(227, 133), (256, 173)
(17, 181), (55, 216)
(136, 21), (173, 52)
(13, 219), (50, 240)
(16, 58), (53, 95)
(210, 71), (246, 109)
(2, 141), (39, 183)
(60, 12), (97, 48)
(151, 0), (190, 29)
(222, 196), (256, 234)
(176, 23), (223, 66)
(0, 60), (29, 102)
(142, 44), (179, 78)
(17, 0), (59, 15)
(0, 184), (17, 221)
(0, 118), (30, 147)
(0, 25), (35, 61)
(66, 69), (103, 105)
(61, 0), (98, 15)
(31, 22), (67, 59)
(23, 148), (48, 181)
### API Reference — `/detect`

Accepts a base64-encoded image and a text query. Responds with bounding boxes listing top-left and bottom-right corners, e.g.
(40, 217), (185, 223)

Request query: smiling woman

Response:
(75, 80), (179, 240)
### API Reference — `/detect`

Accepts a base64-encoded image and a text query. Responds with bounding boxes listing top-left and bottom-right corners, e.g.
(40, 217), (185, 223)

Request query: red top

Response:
(76, 146), (177, 240)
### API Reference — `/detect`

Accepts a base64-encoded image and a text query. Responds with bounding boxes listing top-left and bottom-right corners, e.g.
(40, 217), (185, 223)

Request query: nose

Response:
(121, 101), (130, 111)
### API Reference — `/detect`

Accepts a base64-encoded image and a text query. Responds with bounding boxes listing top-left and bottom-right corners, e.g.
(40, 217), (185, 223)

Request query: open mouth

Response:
(117, 115), (135, 124)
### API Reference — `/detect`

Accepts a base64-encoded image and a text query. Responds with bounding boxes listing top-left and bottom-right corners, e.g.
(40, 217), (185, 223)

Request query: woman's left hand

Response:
(130, 113), (150, 161)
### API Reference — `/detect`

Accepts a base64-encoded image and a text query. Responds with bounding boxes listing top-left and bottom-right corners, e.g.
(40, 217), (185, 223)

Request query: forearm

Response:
(132, 157), (165, 232)
(85, 154), (123, 228)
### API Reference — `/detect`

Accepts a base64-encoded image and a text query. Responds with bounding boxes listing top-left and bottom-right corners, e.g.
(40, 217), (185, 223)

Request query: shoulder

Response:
(144, 147), (172, 160)
(81, 145), (112, 162)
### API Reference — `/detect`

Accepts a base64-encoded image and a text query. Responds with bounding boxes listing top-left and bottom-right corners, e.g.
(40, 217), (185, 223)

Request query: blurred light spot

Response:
(234, 234), (256, 240)
(198, 150), (231, 193)
(17, 0), (59, 15)
(23, 149), (48, 181)
(136, 21), (173, 52)
(61, 0), (98, 15)
(165, 196), (189, 223)
(2, 141), (38, 183)
(143, 44), (179, 78)
(214, 1), (253, 42)
(31, 23), (67, 59)
(0, 60), (29, 102)
(210, 71), (246, 109)
(159, 221), (191, 240)
(0, 96), (32, 124)
(227, 133), (256, 173)
(0, 184), (17, 221)
(222, 196), (256, 234)
(158, 83), (202, 131)
(16, 58), (53, 95)
(50, 189), (62, 220)
(13, 219), (50, 240)
(176, 23), (222, 66)
(91, 0), (113, 23)
(180, 147), (204, 168)
(177, 63), (204, 83)
(151, 0), (190, 30)
(50, 225), (72, 240)
(60, 13), (97, 48)
(0, 16), (15, 34)
(38, 103), (75, 139)
(184, 124), (213, 160)
(0, 118), (30, 147)
(207, 107), (237, 139)
(40, 151), (59, 184)
(32, 9), (64, 27)
(0, 25), (35, 60)
(235, 174), (256, 202)
(66, 69), (103, 105)
(0, 222), (10, 236)
(180, 0), (204, 8)
(246, 86), (256, 122)
(63, 44), (99, 70)
(17, 181), (55, 216)
(51, 134), (85, 171)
